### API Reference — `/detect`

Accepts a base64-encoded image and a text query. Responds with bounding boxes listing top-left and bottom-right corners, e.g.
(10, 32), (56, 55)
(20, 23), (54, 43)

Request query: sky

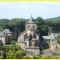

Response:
(0, 2), (60, 19)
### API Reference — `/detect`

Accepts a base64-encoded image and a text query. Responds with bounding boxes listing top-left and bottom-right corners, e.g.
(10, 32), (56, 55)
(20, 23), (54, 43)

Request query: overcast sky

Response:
(0, 2), (60, 19)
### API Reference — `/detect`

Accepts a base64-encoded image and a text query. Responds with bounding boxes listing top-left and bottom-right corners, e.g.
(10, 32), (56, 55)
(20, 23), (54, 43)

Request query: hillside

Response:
(44, 16), (60, 21)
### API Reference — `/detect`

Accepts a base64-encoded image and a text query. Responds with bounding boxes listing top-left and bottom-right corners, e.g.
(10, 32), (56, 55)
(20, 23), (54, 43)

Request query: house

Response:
(0, 32), (6, 45)
(18, 15), (40, 56)
(42, 35), (51, 46)
(42, 33), (57, 48)
(0, 29), (13, 45)
(2, 29), (13, 39)
(42, 32), (60, 56)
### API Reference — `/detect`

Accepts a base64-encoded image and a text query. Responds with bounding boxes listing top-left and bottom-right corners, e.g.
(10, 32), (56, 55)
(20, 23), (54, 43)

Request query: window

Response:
(33, 26), (35, 29)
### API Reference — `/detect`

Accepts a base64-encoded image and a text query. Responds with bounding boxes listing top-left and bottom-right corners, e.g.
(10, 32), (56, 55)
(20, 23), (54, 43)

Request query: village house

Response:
(2, 29), (13, 40)
(0, 29), (13, 45)
(42, 32), (60, 56)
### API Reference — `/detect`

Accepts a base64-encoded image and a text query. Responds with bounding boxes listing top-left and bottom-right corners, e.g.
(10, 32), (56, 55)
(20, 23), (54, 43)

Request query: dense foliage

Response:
(57, 36), (60, 44)
(0, 18), (26, 40)
(44, 16), (60, 32)
(0, 16), (60, 58)
(0, 16), (60, 40)
(0, 41), (25, 59)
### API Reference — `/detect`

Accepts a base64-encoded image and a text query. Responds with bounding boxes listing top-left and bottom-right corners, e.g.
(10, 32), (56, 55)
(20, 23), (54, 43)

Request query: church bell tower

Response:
(25, 15), (40, 56)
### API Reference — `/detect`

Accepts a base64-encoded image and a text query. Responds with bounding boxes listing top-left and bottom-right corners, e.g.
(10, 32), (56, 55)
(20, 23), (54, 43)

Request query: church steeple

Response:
(28, 15), (35, 24)
(26, 15), (37, 30)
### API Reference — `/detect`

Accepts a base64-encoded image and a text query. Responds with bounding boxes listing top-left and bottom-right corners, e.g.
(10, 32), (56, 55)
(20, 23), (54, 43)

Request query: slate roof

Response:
(42, 36), (51, 40)
(0, 32), (5, 37)
(2, 29), (11, 33)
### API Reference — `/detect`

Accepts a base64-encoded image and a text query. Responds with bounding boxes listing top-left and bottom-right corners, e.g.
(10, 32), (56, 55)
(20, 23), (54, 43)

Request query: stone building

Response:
(42, 33), (57, 48)
(18, 15), (40, 56)
(0, 29), (13, 45)
(2, 29), (13, 40)
(0, 32), (6, 45)
(42, 32), (60, 56)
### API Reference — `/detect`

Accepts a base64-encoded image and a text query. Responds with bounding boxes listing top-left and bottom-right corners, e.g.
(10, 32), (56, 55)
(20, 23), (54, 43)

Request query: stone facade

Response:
(18, 16), (60, 57)
(18, 15), (40, 56)
(0, 29), (13, 45)
(26, 47), (40, 56)
(42, 31), (60, 56)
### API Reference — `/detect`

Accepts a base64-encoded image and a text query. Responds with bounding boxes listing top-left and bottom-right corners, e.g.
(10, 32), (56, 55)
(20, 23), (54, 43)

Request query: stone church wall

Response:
(18, 42), (25, 49)
(26, 48), (40, 56)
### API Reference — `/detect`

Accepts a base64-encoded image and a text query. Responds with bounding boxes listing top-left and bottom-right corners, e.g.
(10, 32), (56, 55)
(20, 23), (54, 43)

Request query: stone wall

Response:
(0, 40), (3, 45)
(18, 42), (25, 50)
(1, 37), (6, 45)
(25, 47), (40, 56)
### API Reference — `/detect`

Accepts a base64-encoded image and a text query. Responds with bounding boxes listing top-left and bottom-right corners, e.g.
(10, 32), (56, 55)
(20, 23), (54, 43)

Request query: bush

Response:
(22, 56), (31, 59)
(44, 56), (52, 59)
(16, 51), (25, 59)
(33, 55), (42, 59)
(57, 37), (60, 44)
(10, 40), (16, 45)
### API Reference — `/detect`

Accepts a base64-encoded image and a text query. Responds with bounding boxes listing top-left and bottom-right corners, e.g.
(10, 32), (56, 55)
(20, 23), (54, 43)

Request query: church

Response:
(18, 15), (40, 56)
(18, 15), (60, 56)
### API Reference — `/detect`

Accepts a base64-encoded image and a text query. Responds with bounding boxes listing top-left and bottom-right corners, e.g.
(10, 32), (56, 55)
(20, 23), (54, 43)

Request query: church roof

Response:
(28, 15), (35, 24)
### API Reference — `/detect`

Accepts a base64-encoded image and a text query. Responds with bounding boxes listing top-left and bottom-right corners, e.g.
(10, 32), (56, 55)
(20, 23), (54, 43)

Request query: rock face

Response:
(18, 15), (40, 56)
